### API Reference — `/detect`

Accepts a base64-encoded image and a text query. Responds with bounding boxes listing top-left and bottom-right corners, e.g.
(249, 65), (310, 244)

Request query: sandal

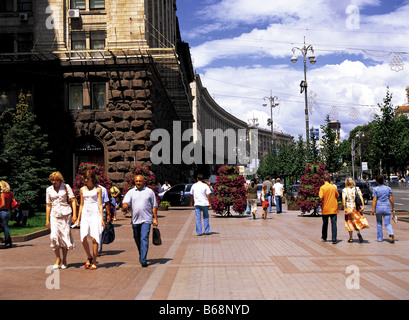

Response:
(348, 239), (353, 243)
(90, 263), (98, 270)
(84, 258), (93, 269)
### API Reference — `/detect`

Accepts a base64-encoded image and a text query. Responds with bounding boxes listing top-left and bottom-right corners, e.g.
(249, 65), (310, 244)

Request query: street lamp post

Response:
(262, 92), (279, 152)
(291, 36), (316, 144)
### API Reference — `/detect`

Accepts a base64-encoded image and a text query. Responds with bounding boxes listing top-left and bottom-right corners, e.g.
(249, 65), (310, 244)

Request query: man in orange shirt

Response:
(319, 173), (339, 244)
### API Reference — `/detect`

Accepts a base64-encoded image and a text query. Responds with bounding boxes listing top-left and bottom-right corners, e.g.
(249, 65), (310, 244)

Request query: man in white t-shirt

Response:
(162, 181), (171, 191)
(190, 173), (212, 236)
(273, 178), (284, 214)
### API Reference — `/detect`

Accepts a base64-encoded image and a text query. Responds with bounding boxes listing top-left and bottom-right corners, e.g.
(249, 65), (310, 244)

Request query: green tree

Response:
(306, 129), (321, 164)
(368, 88), (396, 180)
(390, 115), (409, 175)
(257, 153), (275, 179)
(320, 115), (342, 174)
(0, 92), (54, 211)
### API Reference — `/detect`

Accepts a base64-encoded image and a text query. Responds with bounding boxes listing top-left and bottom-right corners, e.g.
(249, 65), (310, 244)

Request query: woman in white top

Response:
(342, 178), (367, 243)
(76, 169), (104, 270)
(46, 172), (77, 269)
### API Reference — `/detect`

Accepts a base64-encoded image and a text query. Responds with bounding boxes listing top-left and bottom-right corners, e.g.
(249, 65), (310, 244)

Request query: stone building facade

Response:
(0, 0), (194, 187)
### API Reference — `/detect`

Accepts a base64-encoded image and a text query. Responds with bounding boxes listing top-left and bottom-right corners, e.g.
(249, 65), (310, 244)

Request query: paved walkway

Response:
(1, 205), (409, 300)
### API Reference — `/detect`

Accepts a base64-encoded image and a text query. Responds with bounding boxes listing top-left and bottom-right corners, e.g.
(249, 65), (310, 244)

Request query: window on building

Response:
(0, 34), (14, 53)
(17, 0), (32, 12)
(91, 83), (106, 110)
(90, 31), (105, 50)
(17, 33), (33, 52)
(70, 0), (85, 9)
(69, 84), (83, 110)
(0, 0), (14, 12)
(90, 0), (105, 10)
(71, 31), (86, 50)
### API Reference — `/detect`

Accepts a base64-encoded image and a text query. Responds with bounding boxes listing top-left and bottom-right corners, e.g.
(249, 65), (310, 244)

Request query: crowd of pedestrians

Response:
(0, 171), (399, 269)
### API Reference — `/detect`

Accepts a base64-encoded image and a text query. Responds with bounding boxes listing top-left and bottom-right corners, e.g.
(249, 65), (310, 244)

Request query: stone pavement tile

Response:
(162, 208), (409, 300)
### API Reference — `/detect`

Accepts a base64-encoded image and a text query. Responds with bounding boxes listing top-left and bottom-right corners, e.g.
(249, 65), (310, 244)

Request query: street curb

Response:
(0, 228), (50, 243)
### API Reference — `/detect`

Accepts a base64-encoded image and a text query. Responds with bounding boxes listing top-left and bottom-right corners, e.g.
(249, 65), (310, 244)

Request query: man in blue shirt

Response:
(123, 175), (158, 267)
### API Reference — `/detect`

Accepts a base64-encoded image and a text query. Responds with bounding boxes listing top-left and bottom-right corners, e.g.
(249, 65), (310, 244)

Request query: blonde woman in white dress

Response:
(46, 172), (77, 269)
(76, 170), (105, 270)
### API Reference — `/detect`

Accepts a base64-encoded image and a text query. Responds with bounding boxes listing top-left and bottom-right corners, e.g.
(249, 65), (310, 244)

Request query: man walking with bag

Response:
(123, 175), (158, 267)
(190, 173), (212, 236)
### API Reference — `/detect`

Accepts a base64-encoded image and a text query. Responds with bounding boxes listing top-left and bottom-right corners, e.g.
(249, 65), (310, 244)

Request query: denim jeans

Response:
(322, 214), (337, 242)
(376, 213), (394, 241)
(195, 205), (211, 235)
(267, 195), (272, 213)
(132, 223), (151, 264)
(275, 196), (282, 213)
(0, 210), (12, 245)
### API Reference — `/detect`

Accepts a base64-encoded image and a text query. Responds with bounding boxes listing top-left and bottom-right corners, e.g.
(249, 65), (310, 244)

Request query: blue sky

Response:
(176, 0), (409, 141)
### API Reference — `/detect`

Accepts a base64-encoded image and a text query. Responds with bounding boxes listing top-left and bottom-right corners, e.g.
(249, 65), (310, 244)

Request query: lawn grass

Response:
(8, 212), (47, 236)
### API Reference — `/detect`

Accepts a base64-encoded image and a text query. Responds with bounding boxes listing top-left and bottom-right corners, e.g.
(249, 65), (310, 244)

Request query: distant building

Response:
(395, 86), (409, 118)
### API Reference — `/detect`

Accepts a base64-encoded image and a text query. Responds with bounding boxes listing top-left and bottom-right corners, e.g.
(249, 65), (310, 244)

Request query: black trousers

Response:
(322, 214), (337, 241)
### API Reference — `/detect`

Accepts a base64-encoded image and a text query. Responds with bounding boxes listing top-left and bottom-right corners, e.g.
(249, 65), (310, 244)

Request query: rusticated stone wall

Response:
(68, 64), (181, 188)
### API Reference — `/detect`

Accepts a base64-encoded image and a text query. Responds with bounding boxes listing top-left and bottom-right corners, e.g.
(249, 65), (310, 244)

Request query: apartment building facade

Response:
(0, 0), (194, 187)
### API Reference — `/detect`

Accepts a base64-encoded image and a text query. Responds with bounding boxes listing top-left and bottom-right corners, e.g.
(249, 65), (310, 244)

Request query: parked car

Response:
(287, 184), (300, 201)
(336, 181), (371, 204)
(356, 182), (372, 204)
(158, 183), (192, 206)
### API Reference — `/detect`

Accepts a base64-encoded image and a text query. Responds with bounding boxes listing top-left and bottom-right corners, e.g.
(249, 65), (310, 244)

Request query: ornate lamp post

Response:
(262, 92), (279, 152)
(291, 36), (316, 143)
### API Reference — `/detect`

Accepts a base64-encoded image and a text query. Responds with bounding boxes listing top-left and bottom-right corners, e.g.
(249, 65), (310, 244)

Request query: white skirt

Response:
(80, 209), (103, 244)
(50, 214), (75, 250)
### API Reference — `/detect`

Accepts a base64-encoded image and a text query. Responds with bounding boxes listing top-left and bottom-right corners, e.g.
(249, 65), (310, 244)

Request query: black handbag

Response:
(102, 222), (115, 244)
(152, 226), (162, 246)
(354, 187), (363, 211)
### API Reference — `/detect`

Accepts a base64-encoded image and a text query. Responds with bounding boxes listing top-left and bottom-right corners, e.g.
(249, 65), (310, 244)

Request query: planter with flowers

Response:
(297, 163), (325, 216)
(287, 199), (301, 211)
(210, 165), (247, 216)
(158, 201), (170, 211)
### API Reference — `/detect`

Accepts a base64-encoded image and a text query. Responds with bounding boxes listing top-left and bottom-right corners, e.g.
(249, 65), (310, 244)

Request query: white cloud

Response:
(199, 61), (409, 141)
(185, 0), (409, 141)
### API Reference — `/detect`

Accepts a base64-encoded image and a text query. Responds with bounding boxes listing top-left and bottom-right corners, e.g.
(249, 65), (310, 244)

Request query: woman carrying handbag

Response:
(342, 178), (369, 243)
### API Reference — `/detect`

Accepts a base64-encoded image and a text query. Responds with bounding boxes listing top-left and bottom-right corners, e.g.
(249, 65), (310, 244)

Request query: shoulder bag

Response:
(354, 187), (363, 211)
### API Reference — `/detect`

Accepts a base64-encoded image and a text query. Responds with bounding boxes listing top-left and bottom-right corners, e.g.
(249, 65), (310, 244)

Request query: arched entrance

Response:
(73, 136), (105, 178)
